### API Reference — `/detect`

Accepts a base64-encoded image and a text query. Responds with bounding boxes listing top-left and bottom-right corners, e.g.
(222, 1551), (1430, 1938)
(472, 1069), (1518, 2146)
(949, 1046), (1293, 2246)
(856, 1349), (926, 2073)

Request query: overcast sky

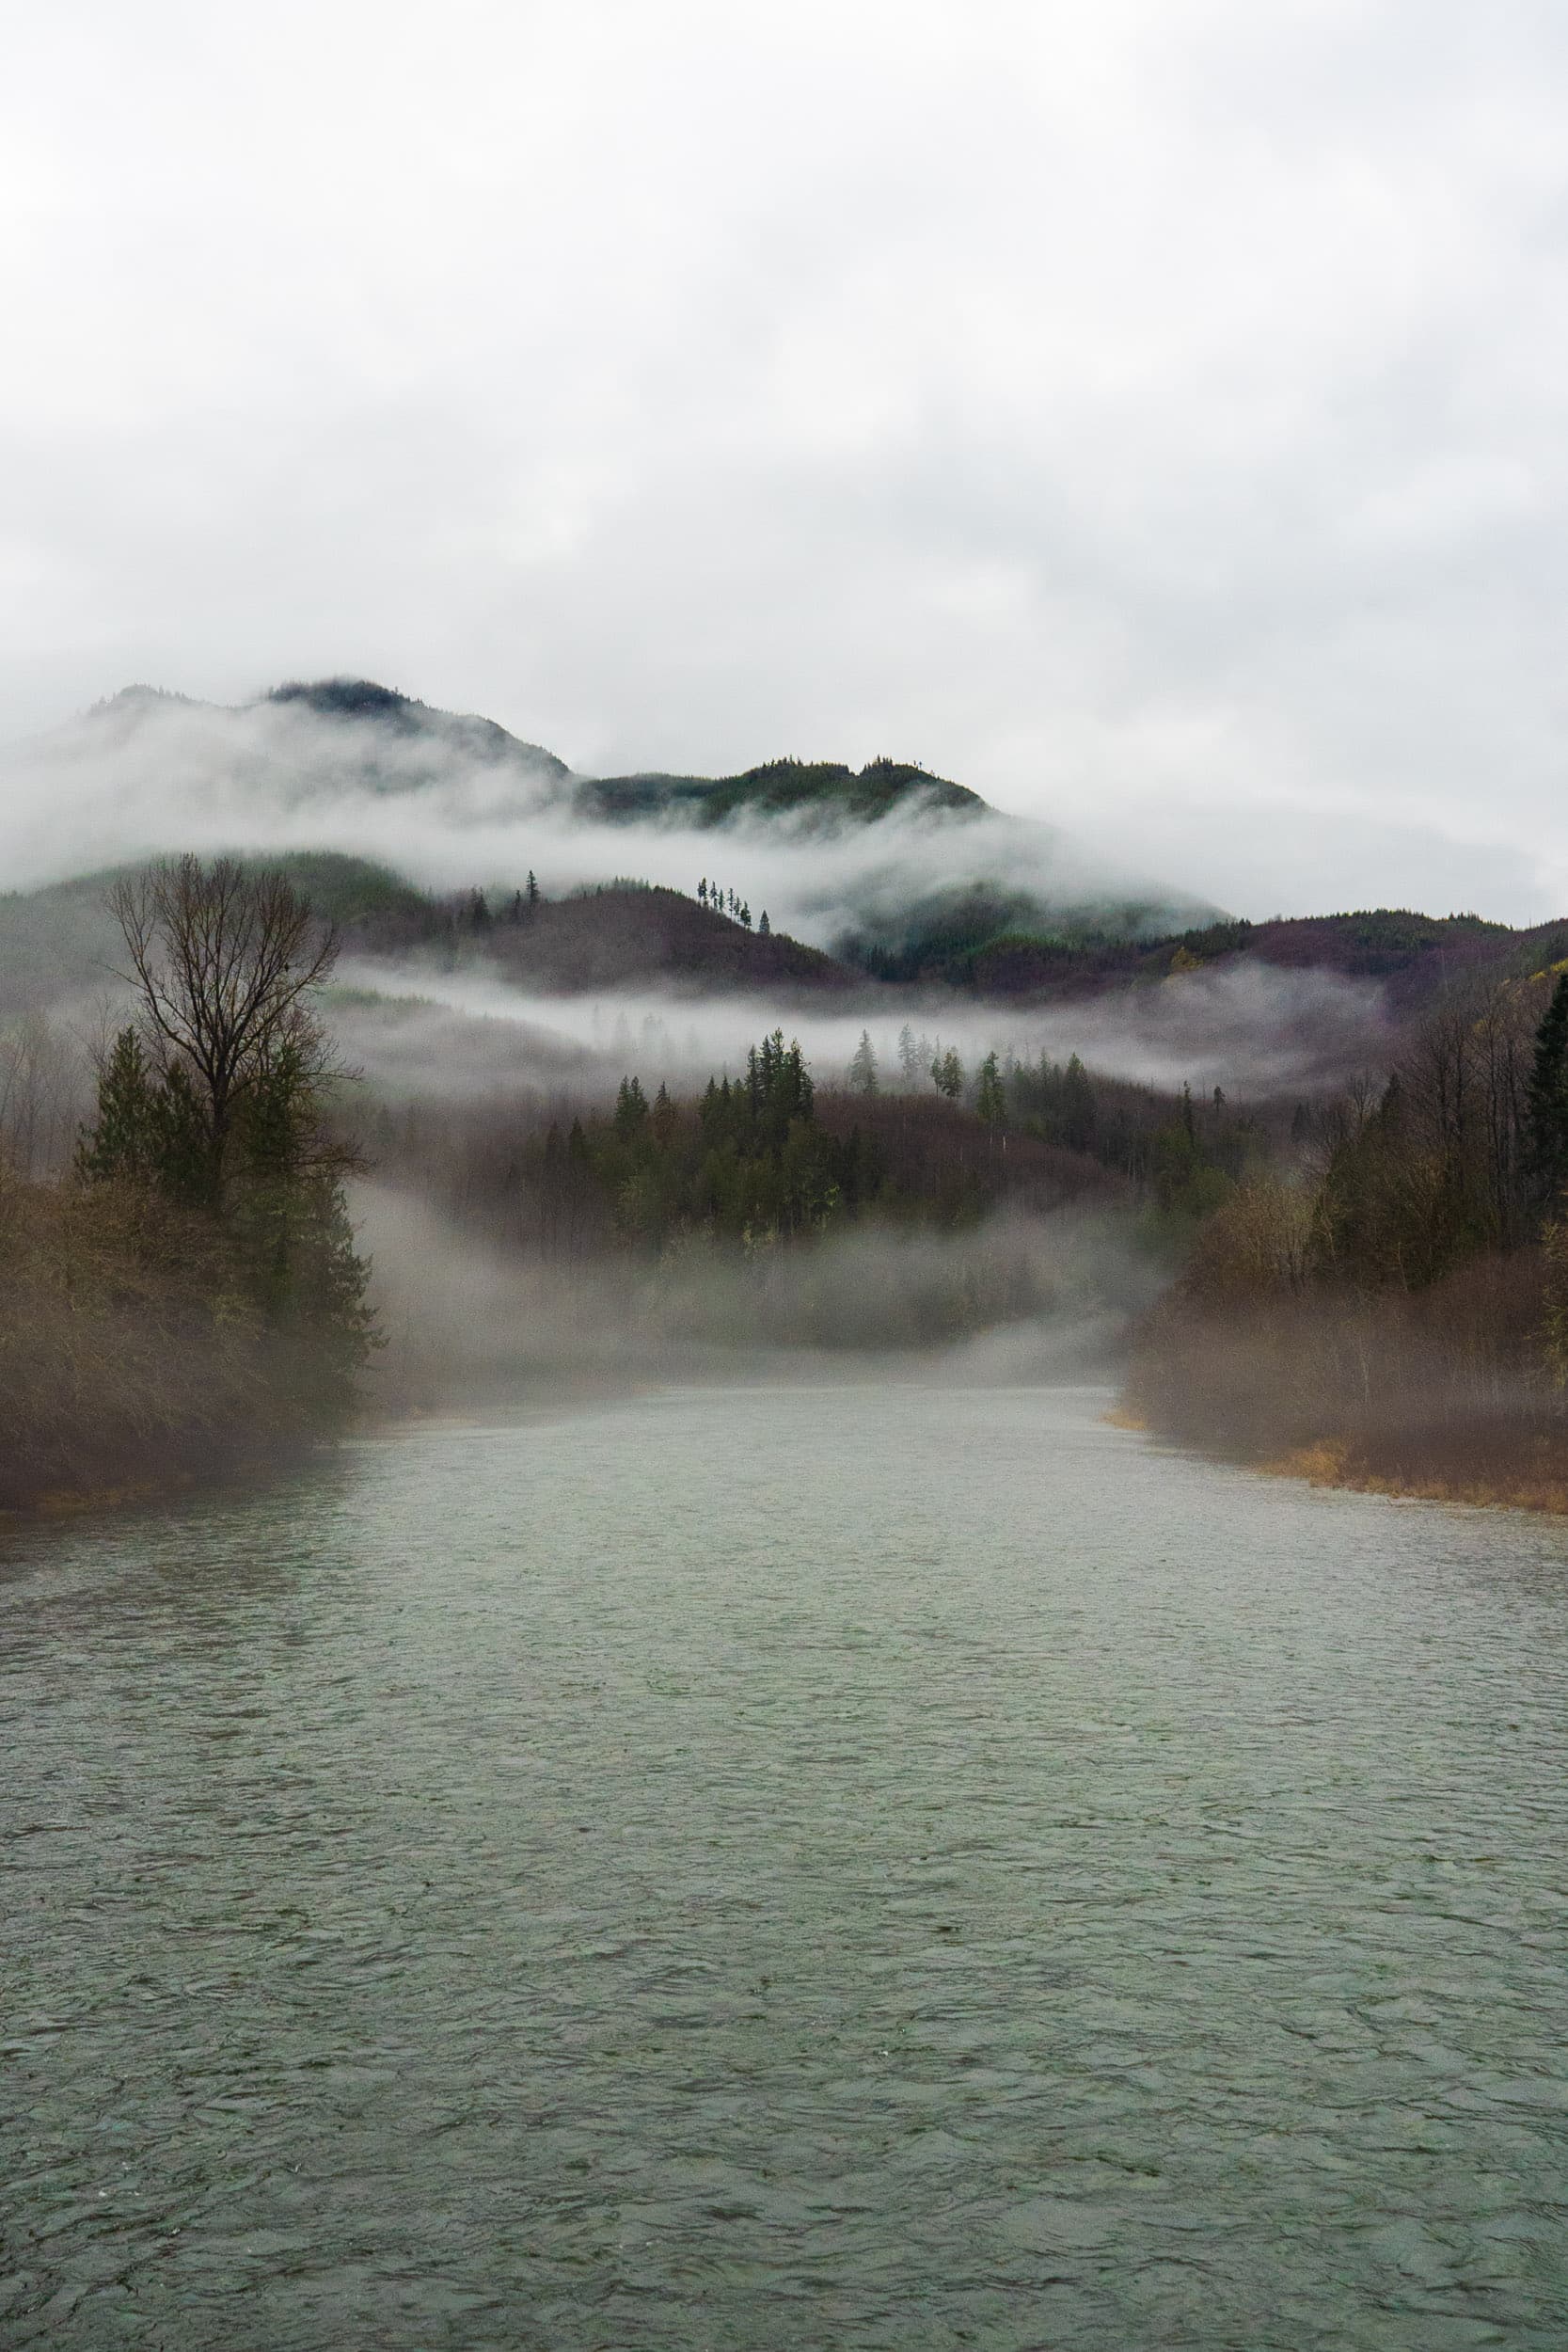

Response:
(6, 0), (1568, 919)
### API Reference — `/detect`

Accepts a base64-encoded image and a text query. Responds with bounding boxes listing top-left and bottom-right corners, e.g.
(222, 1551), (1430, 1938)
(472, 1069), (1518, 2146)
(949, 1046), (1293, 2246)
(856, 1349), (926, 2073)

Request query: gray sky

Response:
(6, 0), (1568, 920)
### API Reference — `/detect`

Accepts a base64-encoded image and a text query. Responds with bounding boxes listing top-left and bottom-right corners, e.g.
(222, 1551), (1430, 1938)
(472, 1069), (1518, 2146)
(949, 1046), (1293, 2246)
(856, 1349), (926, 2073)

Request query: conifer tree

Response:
(848, 1031), (879, 1096)
(75, 1027), (157, 1184)
(527, 869), (540, 906)
(757, 910), (770, 936)
(1528, 970), (1568, 1206)
(1060, 1054), (1097, 1152)
(614, 1075), (650, 1137)
(975, 1050), (1006, 1125)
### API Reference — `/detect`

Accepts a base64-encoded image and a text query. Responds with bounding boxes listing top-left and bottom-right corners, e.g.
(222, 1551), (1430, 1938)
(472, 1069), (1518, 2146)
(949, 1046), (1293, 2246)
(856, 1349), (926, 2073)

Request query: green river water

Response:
(3, 1384), (1566, 2348)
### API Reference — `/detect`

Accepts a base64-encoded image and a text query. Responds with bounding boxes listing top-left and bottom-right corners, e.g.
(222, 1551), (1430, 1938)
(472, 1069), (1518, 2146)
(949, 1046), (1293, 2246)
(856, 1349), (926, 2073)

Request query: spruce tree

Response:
(76, 1028), (212, 1201)
(613, 1076), (649, 1137)
(76, 1028), (157, 1184)
(1528, 970), (1568, 1207)
(848, 1031), (879, 1096)
(1060, 1055), (1097, 1153)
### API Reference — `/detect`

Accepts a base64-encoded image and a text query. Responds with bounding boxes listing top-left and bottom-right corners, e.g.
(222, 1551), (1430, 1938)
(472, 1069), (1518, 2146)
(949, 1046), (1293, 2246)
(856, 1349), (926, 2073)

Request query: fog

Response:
(0, 684), (1392, 1107)
(333, 953), (1388, 1105)
(356, 1181), (1160, 1414)
(0, 685), (1212, 948)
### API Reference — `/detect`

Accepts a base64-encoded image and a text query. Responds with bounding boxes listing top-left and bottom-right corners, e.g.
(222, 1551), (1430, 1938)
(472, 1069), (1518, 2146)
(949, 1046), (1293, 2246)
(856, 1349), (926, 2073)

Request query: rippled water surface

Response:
(5, 1385), (1568, 2348)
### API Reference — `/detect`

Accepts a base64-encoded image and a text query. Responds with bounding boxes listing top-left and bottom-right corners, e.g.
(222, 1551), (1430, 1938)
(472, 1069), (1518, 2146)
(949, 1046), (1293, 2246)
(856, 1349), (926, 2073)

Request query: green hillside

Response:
(574, 755), (984, 829)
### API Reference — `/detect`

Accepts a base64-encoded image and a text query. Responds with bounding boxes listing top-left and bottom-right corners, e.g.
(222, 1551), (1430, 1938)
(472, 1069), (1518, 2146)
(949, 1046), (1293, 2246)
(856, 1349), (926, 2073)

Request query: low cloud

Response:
(332, 953), (1388, 1105)
(0, 685), (1211, 949)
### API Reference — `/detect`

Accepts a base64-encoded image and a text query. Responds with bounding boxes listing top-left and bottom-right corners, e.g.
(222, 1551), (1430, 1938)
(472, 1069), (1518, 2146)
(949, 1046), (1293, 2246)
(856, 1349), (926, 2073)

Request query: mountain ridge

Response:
(75, 678), (988, 834)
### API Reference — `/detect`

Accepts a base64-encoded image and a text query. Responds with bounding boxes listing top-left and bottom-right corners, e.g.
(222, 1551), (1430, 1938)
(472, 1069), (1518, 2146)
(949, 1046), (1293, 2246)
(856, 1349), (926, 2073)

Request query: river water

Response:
(4, 1384), (1567, 2349)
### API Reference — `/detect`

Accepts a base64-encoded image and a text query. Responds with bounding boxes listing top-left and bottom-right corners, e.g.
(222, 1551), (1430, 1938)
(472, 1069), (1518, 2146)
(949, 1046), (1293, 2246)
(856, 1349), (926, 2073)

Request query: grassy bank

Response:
(1259, 1434), (1568, 1514)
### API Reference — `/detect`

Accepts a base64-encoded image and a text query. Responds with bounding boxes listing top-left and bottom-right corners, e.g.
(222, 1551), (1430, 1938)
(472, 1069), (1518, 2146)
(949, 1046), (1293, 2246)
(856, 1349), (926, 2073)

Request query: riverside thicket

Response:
(0, 857), (374, 1508)
(1127, 967), (1568, 1506)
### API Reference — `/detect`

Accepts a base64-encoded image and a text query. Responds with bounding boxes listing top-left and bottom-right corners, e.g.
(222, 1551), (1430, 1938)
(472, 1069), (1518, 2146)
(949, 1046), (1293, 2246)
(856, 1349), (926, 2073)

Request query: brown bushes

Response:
(1126, 1184), (1565, 1505)
(0, 1171), (327, 1510)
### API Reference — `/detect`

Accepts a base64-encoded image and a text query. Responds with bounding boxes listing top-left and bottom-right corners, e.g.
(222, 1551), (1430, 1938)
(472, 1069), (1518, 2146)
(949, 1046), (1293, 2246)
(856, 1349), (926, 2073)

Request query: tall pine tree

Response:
(1528, 970), (1568, 1208)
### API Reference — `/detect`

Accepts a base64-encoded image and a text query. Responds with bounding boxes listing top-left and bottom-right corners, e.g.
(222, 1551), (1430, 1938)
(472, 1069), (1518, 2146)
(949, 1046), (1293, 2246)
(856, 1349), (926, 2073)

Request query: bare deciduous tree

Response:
(0, 1012), (83, 1179)
(109, 856), (339, 1198)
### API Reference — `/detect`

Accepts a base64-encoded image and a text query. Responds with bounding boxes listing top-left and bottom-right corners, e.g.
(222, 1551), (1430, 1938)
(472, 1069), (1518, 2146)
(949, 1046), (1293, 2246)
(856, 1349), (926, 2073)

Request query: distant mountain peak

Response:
(90, 683), (197, 713)
(262, 677), (572, 784)
(269, 677), (427, 723)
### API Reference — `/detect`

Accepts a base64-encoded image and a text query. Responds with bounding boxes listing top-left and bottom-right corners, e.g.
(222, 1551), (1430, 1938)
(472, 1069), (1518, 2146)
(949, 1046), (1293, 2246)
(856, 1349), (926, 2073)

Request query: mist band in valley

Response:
(5, 811), (1568, 1510)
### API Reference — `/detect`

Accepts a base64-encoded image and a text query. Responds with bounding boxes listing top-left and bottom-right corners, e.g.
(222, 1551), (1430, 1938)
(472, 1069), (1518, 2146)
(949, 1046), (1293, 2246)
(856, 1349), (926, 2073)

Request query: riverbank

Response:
(1116, 1398), (1568, 1515)
(0, 1432), (341, 1523)
(1260, 1430), (1568, 1515)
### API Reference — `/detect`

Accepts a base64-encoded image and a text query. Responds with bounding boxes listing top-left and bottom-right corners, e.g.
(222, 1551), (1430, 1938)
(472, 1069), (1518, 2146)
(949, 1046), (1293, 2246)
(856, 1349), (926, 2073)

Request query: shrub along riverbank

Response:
(1125, 965), (1568, 1511)
(0, 857), (374, 1512)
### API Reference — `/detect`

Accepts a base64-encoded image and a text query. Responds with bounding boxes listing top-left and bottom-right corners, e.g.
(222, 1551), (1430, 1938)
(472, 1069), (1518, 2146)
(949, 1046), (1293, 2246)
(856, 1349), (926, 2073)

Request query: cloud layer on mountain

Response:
(0, 686), (1209, 949)
(5, 4), (1568, 919)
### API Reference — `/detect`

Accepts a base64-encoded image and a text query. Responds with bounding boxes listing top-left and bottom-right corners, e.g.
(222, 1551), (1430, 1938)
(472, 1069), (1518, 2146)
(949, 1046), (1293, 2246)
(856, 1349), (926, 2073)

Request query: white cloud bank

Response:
(5, 2), (1568, 918)
(0, 688), (1208, 944)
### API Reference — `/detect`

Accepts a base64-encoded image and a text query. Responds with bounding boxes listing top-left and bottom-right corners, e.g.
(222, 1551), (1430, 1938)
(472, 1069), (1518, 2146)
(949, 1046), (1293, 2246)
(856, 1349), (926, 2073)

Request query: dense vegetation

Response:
(1127, 965), (1568, 1505)
(9, 825), (1568, 1515)
(369, 1018), (1263, 1266)
(575, 755), (984, 829)
(0, 859), (375, 1509)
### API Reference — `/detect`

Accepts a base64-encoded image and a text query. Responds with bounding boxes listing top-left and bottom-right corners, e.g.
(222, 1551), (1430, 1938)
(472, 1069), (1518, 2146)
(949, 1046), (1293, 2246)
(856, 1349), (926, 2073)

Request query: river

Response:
(4, 1385), (1567, 2348)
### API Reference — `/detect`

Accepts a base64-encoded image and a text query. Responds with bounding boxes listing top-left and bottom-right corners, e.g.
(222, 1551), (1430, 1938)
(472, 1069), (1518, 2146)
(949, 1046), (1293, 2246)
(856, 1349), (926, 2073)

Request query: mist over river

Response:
(4, 1386), (1567, 2348)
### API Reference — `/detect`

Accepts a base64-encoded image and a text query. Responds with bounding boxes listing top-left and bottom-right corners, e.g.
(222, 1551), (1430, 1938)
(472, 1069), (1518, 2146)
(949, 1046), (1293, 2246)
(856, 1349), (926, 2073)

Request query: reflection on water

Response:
(4, 1386), (1567, 2349)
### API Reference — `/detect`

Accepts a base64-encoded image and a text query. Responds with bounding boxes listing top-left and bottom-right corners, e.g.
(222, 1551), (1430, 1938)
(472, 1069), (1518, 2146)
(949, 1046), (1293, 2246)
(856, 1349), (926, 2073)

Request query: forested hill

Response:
(573, 756), (984, 829)
(874, 903), (1568, 1004)
(0, 864), (858, 1015)
(345, 877), (855, 993)
(5, 855), (1567, 1018)
(71, 681), (989, 833)
(266, 678), (572, 785)
(268, 688), (986, 827)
